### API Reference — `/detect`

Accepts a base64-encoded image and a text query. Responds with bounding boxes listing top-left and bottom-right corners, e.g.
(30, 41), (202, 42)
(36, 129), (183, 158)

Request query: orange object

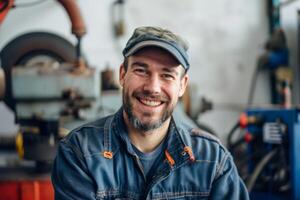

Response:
(165, 150), (175, 166)
(239, 112), (248, 128)
(184, 146), (195, 162)
(0, 0), (14, 24)
(103, 151), (113, 159)
(0, 180), (54, 200)
(57, 0), (86, 37)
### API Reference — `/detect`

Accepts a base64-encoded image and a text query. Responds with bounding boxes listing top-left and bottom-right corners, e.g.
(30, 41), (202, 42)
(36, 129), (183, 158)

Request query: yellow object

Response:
(16, 132), (24, 159)
(275, 67), (293, 82)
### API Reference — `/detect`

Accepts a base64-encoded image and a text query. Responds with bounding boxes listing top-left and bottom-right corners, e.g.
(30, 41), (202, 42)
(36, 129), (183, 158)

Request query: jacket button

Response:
(181, 151), (187, 156)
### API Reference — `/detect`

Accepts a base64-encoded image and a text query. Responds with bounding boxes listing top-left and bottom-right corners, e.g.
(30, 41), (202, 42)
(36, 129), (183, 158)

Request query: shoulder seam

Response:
(61, 138), (85, 161)
(190, 128), (220, 142)
(189, 128), (229, 153)
(215, 152), (230, 179)
(73, 125), (105, 133)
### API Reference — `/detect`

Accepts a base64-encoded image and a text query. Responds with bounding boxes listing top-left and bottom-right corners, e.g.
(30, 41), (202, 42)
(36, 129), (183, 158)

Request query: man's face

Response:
(119, 47), (188, 132)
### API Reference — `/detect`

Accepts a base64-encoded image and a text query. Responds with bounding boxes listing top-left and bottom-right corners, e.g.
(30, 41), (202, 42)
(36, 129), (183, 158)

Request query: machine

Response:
(0, 0), (89, 170)
(228, 5), (300, 197)
(0, 1), (121, 198)
(228, 107), (300, 200)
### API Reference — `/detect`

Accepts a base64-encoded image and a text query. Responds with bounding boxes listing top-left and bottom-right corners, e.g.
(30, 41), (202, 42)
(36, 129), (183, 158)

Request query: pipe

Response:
(56, 0), (86, 38)
(56, 0), (87, 70)
(0, 0), (14, 24)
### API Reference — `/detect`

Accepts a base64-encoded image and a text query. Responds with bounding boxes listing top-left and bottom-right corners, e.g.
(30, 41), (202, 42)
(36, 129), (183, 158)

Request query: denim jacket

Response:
(52, 108), (249, 200)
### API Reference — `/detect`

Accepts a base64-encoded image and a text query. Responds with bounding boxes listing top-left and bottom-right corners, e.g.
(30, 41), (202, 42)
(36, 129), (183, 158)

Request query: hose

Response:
(246, 148), (278, 192)
(227, 122), (239, 149)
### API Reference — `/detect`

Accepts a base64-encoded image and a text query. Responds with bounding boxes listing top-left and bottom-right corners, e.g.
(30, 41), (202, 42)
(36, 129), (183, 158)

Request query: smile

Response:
(138, 97), (163, 107)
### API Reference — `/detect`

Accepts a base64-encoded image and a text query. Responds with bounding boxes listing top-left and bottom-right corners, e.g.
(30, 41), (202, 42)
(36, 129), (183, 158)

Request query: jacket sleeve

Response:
(209, 153), (249, 200)
(51, 139), (96, 200)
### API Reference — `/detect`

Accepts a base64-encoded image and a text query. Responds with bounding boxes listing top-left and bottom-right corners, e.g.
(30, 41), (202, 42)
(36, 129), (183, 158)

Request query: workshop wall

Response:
(0, 0), (269, 143)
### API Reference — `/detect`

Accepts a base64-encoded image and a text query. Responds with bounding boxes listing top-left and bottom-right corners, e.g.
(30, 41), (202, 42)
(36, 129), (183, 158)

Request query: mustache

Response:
(133, 90), (169, 102)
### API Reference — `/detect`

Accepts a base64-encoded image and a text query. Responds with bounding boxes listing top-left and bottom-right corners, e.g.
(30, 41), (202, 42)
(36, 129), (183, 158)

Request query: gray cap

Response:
(122, 26), (190, 71)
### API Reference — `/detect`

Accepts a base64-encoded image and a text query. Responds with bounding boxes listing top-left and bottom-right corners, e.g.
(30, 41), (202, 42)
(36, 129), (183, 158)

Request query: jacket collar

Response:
(105, 107), (194, 168)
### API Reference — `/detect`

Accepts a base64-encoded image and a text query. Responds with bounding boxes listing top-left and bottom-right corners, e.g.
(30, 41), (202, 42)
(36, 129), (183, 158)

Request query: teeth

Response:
(140, 98), (161, 107)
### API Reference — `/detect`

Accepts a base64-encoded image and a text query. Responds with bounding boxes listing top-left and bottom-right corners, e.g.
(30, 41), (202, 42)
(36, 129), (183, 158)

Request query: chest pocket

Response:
(152, 158), (215, 200)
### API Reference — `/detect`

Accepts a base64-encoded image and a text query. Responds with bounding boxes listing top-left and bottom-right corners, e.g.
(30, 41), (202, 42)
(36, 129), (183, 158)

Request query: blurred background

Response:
(0, 0), (299, 199)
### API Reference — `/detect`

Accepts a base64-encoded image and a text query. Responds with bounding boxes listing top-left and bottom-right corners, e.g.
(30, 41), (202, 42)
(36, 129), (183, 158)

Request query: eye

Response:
(162, 74), (175, 81)
(133, 68), (147, 75)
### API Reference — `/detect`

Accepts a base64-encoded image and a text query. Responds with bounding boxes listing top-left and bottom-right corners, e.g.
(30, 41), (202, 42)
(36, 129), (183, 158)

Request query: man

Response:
(51, 26), (249, 200)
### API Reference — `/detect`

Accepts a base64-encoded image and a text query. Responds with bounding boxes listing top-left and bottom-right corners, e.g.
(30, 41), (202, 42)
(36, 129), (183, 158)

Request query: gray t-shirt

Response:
(132, 140), (166, 177)
(114, 110), (167, 180)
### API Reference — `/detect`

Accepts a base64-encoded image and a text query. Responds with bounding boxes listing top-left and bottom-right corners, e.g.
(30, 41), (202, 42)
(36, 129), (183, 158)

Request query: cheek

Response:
(123, 76), (139, 94)
(166, 85), (181, 101)
(122, 81), (132, 95)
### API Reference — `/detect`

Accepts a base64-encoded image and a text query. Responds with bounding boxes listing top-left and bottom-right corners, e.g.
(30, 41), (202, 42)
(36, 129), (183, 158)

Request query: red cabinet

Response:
(0, 180), (54, 200)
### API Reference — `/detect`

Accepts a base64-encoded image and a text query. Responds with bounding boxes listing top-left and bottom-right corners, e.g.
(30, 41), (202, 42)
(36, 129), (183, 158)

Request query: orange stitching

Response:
(184, 146), (195, 162)
(103, 151), (113, 159)
(165, 150), (175, 166)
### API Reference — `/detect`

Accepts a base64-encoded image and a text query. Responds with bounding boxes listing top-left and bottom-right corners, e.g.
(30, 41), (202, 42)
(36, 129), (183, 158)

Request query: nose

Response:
(143, 74), (162, 94)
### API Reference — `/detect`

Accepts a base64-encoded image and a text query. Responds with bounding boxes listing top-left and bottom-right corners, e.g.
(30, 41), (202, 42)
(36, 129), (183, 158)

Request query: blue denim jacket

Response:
(52, 108), (249, 200)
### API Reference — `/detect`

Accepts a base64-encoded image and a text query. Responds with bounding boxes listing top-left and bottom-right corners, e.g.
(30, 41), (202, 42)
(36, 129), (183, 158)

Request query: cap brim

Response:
(124, 40), (188, 70)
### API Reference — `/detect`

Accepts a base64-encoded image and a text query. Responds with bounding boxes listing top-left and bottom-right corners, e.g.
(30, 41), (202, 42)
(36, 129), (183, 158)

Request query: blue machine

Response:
(245, 107), (300, 200)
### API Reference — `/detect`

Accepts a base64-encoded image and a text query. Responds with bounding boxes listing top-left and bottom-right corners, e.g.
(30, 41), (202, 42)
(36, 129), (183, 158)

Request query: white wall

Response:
(0, 0), (269, 143)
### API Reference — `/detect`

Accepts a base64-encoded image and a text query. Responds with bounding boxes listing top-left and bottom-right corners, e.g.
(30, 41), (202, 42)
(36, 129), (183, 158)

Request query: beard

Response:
(122, 88), (174, 132)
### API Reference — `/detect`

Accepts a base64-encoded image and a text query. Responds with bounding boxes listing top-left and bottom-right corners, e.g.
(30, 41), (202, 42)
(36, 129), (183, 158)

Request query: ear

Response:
(119, 64), (126, 87)
(178, 74), (189, 97)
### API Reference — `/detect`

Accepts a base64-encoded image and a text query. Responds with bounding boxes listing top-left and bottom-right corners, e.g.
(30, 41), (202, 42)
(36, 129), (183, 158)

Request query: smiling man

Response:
(52, 26), (249, 200)
(120, 46), (188, 153)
